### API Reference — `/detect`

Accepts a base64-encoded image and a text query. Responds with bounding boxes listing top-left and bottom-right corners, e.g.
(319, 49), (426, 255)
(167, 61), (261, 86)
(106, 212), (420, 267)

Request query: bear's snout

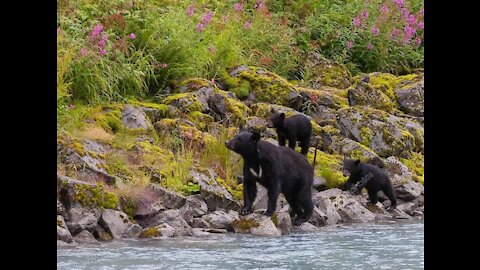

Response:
(343, 170), (350, 177)
(225, 140), (234, 150)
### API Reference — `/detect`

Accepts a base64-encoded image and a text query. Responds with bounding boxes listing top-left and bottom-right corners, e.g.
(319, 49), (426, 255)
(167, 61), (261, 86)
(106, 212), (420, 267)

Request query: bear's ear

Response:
(238, 123), (245, 131)
(279, 112), (286, 121)
(354, 159), (361, 166)
(251, 131), (261, 142)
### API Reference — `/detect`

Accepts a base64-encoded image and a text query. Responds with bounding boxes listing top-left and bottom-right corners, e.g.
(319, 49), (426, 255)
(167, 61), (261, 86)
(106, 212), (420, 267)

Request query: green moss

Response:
(216, 177), (243, 201)
(368, 73), (418, 101)
(71, 182), (119, 209)
(307, 151), (347, 188)
(119, 196), (137, 218)
(90, 105), (124, 134)
(232, 218), (260, 231)
(57, 218), (64, 227)
(221, 69), (251, 98)
(271, 213), (279, 226)
(235, 66), (297, 106)
(128, 99), (168, 117)
(360, 126), (373, 146)
(161, 93), (203, 113)
(251, 103), (273, 118)
(72, 141), (86, 156)
(187, 111), (214, 131)
(139, 227), (161, 238)
(104, 152), (134, 178)
(320, 125), (341, 136)
(400, 152), (424, 185)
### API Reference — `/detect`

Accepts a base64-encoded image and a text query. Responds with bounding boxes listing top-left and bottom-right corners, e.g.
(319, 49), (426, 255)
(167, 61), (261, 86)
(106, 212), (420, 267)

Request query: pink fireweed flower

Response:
(68, 104), (76, 110)
(186, 5), (195, 16)
(367, 42), (373, 50)
(407, 14), (417, 26)
(404, 25), (416, 38)
(196, 23), (205, 32)
(400, 7), (409, 19)
(99, 48), (107, 55)
(380, 5), (389, 15)
(371, 26), (379, 36)
(161, 63), (168, 68)
(98, 34), (108, 48)
(390, 28), (401, 40)
(417, 21), (424, 30)
(244, 21), (252, 29)
(352, 17), (361, 27)
(129, 33), (136, 39)
(80, 48), (88, 56)
(222, 15), (229, 23)
(233, 3), (243, 12)
(346, 41), (353, 49)
(90, 24), (104, 38)
(393, 0), (404, 8)
(419, 8), (424, 15)
(209, 45), (217, 53)
(57, 27), (61, 34)
(202, 11), (214, 24)
(360, 10), (369, 20)
(254, 0), (265, 9)
(402, 36), (410, 46)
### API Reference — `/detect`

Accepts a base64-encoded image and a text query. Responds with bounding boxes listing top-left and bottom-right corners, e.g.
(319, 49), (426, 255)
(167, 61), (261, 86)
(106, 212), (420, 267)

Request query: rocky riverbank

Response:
(57, 61), (424, 245)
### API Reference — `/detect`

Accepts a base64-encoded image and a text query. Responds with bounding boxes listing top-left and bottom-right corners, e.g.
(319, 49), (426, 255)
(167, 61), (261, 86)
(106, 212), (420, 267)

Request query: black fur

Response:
(226, 131), (314, 225)
(267, 110), (312, 156)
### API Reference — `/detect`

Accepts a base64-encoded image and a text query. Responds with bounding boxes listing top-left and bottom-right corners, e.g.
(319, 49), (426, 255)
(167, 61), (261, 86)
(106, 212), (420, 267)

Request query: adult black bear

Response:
(342, 158), (397, 208)
(225, 130), (314, 225)
(267, 110), (312, 156)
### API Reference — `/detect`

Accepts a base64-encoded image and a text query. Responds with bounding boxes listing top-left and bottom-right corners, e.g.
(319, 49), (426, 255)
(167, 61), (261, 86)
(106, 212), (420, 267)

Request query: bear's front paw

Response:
(240, 208), (252, 215)
(263, 210), (274, 216)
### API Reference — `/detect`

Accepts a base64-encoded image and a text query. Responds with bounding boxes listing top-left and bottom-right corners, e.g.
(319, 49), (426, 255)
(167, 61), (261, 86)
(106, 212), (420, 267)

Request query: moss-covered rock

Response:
(297, 86), (349, 110)
(231, 213), (281, 236)
(395, 77), (424, 117)
(154, 118), (216, 147)
(162, 92), (206, 113)
(300, 53), (351, 89)
(306, 150), (347, 188)
(58, 175), (119, 210)
(227, 66), (302, 107)
(399, 152), (424, 185)
(335, 106), (415, 157)
(174, 78), (215, 93)
(347, 81), (395, 113)
(127, 99), (169, 123)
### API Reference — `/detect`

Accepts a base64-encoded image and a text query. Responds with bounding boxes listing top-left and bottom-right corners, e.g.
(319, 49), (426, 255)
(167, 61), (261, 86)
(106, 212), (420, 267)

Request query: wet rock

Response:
(57, 215), (74, 243)
(73, 230), (100, 244)
(202, 210), (239, 231)
(232, 213), (281, 236)
(99, 209), (135, 239)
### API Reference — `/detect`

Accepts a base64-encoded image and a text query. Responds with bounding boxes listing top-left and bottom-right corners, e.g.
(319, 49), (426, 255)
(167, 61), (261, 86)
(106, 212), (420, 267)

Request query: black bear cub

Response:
(267, 110), (312, 156)
(225, 130), (314, 225)
(342, 158), (397, 208)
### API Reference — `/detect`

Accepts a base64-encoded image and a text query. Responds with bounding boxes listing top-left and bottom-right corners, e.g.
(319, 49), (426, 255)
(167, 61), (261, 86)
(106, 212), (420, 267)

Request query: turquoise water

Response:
(57, 221), (423, 270)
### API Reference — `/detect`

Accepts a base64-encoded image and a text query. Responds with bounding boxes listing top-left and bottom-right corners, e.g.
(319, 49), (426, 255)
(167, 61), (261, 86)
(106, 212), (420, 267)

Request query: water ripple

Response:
(58, 221), (423, 270)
